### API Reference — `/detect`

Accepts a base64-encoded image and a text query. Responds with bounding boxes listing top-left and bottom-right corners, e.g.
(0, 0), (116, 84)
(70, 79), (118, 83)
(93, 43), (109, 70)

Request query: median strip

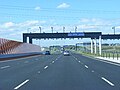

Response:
(101, 77), (114, 87)
(14, 79), (29, 90)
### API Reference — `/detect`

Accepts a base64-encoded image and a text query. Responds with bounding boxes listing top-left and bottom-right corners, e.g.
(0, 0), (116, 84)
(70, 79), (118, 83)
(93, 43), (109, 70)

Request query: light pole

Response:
(39, 27), (41, 33)
(51, 27), (53, 33)
(27, 28), (30, 33)
(112, 26), (115, 34)
(63, 27), (65, 33)
(75, 26), (77, 32)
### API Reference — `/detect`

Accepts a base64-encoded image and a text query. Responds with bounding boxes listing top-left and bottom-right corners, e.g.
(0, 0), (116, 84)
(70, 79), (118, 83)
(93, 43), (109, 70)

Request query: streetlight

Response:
(39, 27), (41, 33)
(75, 26), (77, 32)
(27, 28), (31, 33)
(112, 26), (115, 34)
(63, 27), (65, 33)
(51, 27), (53, 33)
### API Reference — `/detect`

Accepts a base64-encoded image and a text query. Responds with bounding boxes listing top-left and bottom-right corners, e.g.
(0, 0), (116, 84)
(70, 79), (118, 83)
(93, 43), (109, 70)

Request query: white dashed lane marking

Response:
(101, 77), (115, 87)
(91, 70), (94, 73)
(38, 71), (41, 74)
(0, 65), (10, 69)
(24, 61), (29, 63)
(14, 79), (29, 90)
(44, 66), (48, 69)
(85, 65), (88, 69)
(52, 61), (54, 63)
(75, 58), (77, 60)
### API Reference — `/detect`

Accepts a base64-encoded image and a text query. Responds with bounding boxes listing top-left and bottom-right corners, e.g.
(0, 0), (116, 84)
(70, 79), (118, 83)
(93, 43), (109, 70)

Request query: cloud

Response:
(35, 6), (41, 11)
(1, 18), (120, 42)
(57, 3), (70, 9)
(0, 20), (47, 41)
(2, 22), (15, 28)
(80, 18), (91, 23)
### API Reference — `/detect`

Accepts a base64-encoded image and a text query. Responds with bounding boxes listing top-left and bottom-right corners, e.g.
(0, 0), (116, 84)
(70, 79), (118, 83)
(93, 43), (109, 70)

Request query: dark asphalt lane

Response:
(0, 53), (120, 90)
(0, 54), (60, 90)
(73, 54), (120, 88)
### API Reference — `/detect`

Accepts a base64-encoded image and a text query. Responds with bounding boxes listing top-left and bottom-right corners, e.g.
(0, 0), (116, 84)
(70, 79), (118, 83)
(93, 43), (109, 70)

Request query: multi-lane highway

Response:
(0, 53), (120, 90)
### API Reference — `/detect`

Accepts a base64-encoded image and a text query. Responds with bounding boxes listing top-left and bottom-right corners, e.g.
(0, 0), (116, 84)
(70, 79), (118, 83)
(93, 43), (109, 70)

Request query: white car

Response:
(63, 51), (70, 56)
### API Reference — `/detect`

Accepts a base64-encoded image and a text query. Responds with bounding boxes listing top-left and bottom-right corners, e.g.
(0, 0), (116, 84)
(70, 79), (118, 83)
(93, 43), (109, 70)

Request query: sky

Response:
(0, 0), (120, 46)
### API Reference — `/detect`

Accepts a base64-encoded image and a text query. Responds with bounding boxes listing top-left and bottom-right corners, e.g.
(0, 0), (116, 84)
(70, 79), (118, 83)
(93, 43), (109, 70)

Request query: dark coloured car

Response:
(45, 51), (50, 55)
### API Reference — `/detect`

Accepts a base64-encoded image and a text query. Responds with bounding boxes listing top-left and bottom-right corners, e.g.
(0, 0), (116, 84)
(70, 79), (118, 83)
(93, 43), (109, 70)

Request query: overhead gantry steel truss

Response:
(23, 32), (120, 55)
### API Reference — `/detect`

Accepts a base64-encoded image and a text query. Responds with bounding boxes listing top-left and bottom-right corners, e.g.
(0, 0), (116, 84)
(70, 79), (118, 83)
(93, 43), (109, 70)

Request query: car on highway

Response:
(45, 51), (51, 55)
(63, 51), (70, 56)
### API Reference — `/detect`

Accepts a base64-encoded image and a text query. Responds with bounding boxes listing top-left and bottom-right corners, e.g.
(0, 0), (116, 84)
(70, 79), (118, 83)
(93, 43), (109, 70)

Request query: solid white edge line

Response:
(85, 65), (88, 68)
(0, 65), (10, 69)
(96, 59), (120, 66)
(44, 66), (48, 69)
(14, 79), (29, 90)
(101, 77), (114, 87)
(82, 54), (120, 67)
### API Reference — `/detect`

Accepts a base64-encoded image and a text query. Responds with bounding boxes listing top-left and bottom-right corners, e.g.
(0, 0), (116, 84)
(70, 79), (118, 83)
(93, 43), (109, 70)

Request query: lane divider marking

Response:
(85, 65), (88, 69)
(52, 61), (54, 63)
(0, 65), (10, 69)
(14, 79), (29, 90)
(80, 62), (83, 64)
(101, 77), (115, 87)
(91, 70), (94, 73)
(24, 61), (29, 63)
(44, 66), (48, 69)
(36, 59), (39, 60)
(38, 71), (41, 74)
(78, 61), (81, 63)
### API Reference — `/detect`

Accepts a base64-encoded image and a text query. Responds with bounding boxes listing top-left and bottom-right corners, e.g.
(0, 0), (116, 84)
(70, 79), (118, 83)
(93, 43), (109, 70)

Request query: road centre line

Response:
(0, 65), (10, 69)
(14, 79), (29, 90)
(44, 66), (48, 69)
(101, 77), (115, 87)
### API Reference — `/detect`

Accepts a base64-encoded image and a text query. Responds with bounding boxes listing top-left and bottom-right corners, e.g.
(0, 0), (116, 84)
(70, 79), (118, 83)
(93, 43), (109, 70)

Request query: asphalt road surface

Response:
(0, 53), (120, 90)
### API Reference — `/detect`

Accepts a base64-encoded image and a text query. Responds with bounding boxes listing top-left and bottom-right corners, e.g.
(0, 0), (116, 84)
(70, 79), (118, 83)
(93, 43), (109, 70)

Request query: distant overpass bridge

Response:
(23, 32), (120, 55)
